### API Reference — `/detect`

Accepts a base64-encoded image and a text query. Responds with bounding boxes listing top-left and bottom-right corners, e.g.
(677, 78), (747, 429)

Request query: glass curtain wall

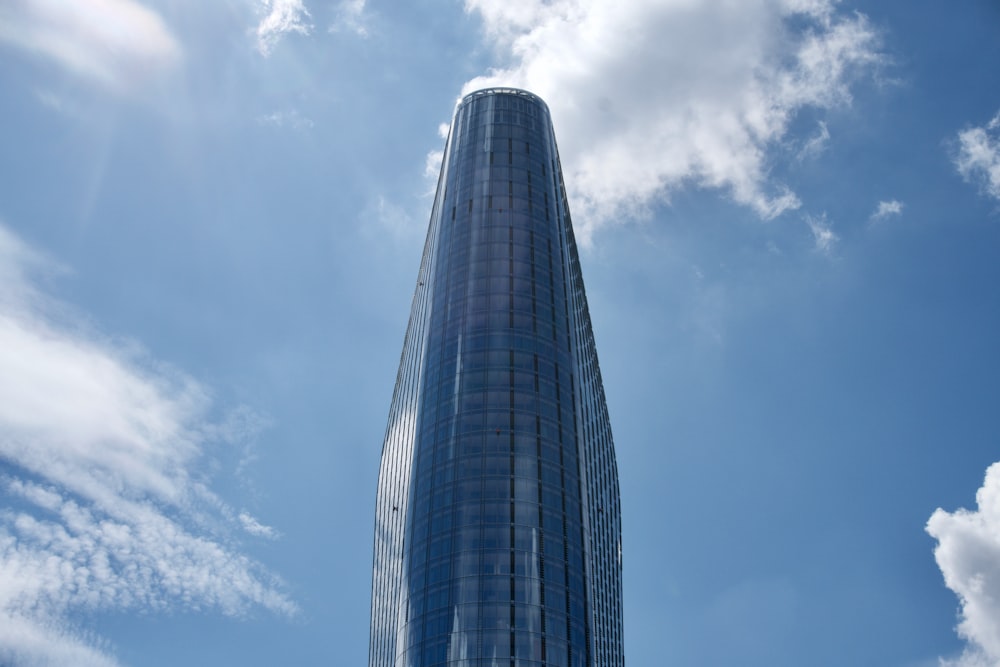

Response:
(369, 88), (623, 667)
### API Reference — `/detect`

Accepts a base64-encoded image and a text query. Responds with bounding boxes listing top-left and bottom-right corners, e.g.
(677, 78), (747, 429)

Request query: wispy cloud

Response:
(798, 121), (831, 161)
(239, 511), (279, 539)
(806, 213), (838, 254)
(0, 224), (294, 666)
(462, 0), (882, 243)
(953, 110), (1000, 202)
(870, 199), (904, 221)
(424, 149), (445, 181)
(927, 462), (1000, 667)
(330, 0), (370, 37)
(421, 125), (451, 187)
(256, 0), (313, 56)
(258, 109), (315, 130)
(363, 196), (421, 242)
(0, 0), (181, 92)
(420, 125), (452, 189)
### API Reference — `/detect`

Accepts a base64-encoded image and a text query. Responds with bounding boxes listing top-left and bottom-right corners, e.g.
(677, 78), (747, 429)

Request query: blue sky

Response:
(1, 0), (999, 665)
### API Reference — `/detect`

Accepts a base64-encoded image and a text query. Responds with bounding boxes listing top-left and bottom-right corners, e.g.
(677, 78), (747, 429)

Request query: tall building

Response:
(369, 88), (623, 667)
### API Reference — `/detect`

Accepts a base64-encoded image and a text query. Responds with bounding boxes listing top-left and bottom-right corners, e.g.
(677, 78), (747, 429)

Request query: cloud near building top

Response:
(461, 0), (883, 244)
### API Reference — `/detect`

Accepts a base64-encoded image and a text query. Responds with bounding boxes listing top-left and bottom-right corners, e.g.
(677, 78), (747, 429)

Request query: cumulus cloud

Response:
(870, 199), (903, 221)
(0, 0), (180, 92)
(461, 0), (882, 243)
(953, 110), (1000, 202)
(0, 224), (294, 666)
(927, 463), (1000, 667)
(256, 0), (312, 56)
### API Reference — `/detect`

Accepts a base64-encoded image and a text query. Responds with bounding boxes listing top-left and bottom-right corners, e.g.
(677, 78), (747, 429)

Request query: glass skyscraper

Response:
(369, 88), (623, 667)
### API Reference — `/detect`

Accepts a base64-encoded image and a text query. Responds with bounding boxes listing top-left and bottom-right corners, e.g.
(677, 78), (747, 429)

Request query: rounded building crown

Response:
(459, 87), (550, 114)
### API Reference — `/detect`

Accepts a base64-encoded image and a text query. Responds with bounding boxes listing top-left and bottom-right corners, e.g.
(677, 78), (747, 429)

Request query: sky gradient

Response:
(1, 1), (999, 665)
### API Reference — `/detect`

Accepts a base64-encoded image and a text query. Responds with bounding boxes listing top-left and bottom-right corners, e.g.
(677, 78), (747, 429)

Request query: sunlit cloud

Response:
(256, 0), (313, 56)
(0, 223), (294, 666)
(927, 462), (1000, 667)
(0, 0), (180, 92)
(953, 110), (1000, 202)
(870, 199), (903, 221)
(462, 0), (882, 244)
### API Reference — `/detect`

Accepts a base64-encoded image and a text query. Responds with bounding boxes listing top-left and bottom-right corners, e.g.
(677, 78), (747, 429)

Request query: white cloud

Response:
(940, 650), (998, 667)
(462, 0), (882, 244)
(239, 511), (279, 539)
(870, 199), (903, 221)
(927, 462), (1000, 666)
(806, 213), (837, 254)
(953, 110), (1000, 202)
(0, 0), (180, 92)
(330, 0), (370, 37)
(0, 613), (120, 667)
(256, 0), (313, 56)
(421, 126), (450, 187)
(798, 121), (831, 160)
(0, 224), (294, 666)
(425, 149), (445, 182)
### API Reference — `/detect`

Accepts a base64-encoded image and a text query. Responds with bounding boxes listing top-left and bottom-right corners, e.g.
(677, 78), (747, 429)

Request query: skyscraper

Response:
(369, 88), (623, 667)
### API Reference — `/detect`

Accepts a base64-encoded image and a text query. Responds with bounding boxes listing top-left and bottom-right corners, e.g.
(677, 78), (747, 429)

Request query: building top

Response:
(459, 87), (550, 114)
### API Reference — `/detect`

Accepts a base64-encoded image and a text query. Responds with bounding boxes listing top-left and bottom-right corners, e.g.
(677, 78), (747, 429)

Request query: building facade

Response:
(369, 88), (623, 667)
